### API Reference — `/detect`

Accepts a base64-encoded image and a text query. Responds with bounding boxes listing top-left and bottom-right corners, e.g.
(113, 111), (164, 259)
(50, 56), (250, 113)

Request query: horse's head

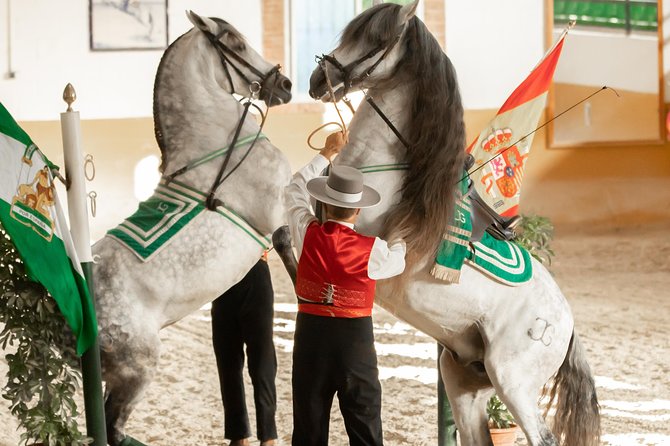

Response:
(186, 11), (292, 106)
(309, 0), (419, 102)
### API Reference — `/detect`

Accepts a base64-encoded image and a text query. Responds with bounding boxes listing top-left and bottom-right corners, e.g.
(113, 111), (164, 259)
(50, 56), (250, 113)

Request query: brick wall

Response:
(262, 0), (285, 65)
(424, 0), (446, 49)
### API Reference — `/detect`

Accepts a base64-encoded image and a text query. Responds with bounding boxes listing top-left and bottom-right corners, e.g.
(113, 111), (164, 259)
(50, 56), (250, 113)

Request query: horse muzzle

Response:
(309, 67), (345, 103)
(261, 73), (293, 107)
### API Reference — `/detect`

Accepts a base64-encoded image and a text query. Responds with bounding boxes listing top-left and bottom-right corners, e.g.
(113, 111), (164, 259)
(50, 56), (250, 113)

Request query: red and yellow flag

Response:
(467, 33), (566, 217)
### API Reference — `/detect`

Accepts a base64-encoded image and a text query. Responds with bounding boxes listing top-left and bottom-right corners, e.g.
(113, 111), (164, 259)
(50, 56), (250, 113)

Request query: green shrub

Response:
(514, 214), (555, 266)
(0, 223), (89, 445)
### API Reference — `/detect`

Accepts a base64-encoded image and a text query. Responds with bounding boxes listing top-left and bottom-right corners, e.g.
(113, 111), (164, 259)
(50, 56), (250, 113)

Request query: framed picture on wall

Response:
(89, 0), (169, 51)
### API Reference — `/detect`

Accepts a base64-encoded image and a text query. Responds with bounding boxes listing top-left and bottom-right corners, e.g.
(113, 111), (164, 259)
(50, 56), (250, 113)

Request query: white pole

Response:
(59, 83), (107, 445)
(60, 83), (92, 262)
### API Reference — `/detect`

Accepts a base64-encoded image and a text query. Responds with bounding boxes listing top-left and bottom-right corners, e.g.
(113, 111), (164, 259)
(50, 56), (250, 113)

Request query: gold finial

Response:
(63, 83), (77, 112)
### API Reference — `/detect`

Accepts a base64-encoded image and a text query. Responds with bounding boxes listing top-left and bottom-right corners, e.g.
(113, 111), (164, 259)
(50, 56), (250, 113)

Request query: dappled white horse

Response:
(92, 12), (293, 445)
(308, 2), (599, 445)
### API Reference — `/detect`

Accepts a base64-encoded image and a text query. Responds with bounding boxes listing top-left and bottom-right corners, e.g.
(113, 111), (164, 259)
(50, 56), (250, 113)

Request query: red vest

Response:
(295, 221), (377, 318)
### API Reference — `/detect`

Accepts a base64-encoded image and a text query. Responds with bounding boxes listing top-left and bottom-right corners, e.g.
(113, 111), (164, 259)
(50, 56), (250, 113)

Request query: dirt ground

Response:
(1, 222), (669, 445)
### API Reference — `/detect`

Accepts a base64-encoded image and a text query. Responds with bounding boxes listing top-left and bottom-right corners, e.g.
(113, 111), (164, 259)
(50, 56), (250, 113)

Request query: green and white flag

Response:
(0, 102), (97, 355)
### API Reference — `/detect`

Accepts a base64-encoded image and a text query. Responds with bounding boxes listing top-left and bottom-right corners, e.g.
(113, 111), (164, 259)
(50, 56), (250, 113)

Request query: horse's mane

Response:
(343, 4), (467, 261)
(153, 18), (244, 173)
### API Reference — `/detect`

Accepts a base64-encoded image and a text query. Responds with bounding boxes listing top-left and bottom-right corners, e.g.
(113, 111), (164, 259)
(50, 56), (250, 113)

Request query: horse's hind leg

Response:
(485, 344), (560, 446)
(439, 349), (495, 446)
(101, 329), (161, 446)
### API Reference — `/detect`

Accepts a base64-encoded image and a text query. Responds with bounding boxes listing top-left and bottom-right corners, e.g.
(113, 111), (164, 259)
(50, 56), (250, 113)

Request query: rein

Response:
(317, 28), (403, 97)
(310, 29), (411, 152)
(363, 93), (410, 149)
(165, 28), (281, 211)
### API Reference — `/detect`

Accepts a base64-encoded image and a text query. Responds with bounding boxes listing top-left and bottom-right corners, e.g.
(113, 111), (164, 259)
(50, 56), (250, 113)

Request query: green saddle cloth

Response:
(431, 180), (532, 286)
(108, 179), (270, 262)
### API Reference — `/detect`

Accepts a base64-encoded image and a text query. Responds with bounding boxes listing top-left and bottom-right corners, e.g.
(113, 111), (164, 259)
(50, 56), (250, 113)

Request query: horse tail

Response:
(545, 331), (600, 446)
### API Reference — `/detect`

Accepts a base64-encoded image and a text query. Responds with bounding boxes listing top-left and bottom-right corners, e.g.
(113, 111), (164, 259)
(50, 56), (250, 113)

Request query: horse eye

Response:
(236, 44), (246, 52)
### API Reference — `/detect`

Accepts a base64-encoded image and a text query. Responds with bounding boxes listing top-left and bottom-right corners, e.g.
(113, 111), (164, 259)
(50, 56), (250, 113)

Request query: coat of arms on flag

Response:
(467, 31), (567, 220)
(10, 161), (56, 241)
(0, 102), (97, 355)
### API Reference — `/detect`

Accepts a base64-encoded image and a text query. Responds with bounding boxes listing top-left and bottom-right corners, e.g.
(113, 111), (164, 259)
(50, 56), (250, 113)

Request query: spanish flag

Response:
(467, 31), (567, 218)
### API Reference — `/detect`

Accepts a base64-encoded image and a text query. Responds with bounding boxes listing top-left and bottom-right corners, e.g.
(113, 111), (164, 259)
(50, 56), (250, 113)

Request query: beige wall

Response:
(19, 107), (670, 243)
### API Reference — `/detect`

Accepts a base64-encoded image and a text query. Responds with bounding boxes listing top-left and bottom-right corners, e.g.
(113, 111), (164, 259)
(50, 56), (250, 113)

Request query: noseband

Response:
(205, 29), (282, 100)
(316, 29), (411, 150)
(316, 29), (402, 98)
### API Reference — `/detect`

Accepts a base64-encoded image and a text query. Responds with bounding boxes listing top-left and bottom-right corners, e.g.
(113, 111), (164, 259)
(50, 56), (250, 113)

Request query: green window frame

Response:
(554, 0), (658, 32)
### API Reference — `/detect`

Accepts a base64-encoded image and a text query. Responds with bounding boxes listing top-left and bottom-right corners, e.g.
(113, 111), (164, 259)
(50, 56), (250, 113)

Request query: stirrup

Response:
(486, 214), (522, 241)
(467, 184), (520, 242)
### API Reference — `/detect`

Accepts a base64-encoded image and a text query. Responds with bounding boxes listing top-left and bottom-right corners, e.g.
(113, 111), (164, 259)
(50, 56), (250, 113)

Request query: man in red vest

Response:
(285, 131), (406, 446)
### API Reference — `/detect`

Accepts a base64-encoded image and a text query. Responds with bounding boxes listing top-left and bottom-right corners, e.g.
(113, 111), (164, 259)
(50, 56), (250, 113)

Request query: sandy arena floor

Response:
(1, 223), (669, 445)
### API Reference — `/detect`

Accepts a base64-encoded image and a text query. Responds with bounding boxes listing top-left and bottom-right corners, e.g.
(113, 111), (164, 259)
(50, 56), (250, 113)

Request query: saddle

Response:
(464, 155), (521, 243)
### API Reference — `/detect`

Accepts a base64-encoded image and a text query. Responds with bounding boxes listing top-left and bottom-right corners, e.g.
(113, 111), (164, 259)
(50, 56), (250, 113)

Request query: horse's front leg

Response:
(101, 324), (161, 446)
(272, 225), (297, 285)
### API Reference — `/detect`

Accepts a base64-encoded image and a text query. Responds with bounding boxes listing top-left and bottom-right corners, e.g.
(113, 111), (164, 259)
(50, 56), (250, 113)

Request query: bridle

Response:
(204, 29), (282, 101)
(165, 28), (283, 210)
(315, 28), (411, 150)
(316, 28), (403, 99)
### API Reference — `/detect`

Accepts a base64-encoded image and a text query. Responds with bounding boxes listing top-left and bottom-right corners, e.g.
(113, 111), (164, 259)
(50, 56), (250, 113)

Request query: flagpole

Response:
(60, 83), (107, 446)
(533, 20), (575, 70)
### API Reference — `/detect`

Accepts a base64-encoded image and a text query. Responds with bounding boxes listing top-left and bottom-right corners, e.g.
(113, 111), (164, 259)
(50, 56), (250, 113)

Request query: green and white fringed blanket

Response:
(467, 232), (533, 286)
(430, 192), (474, 283)
(108, 179), (270, 262)
(431, 184), (533, 286)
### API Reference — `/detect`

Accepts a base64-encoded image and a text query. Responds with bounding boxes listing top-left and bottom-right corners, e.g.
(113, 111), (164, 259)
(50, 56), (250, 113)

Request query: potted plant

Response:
(487, 394), (518, 445)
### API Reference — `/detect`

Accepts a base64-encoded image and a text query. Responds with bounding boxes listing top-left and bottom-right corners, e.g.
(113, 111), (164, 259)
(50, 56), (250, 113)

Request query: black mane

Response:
(345, 4), (467, 258)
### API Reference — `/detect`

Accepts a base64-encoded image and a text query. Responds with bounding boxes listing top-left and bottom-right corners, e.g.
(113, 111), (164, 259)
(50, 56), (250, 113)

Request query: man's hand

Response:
(320, 131), (348, 161)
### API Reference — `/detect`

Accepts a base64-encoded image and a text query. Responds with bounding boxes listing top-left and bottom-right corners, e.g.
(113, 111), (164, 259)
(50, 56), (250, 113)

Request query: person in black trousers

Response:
(211, 257), (278, 446)
(285, 132), (406, 445)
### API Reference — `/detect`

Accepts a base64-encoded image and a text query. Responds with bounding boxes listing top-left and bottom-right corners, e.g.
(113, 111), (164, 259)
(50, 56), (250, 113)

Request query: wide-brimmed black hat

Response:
(306, 165), (381, 209)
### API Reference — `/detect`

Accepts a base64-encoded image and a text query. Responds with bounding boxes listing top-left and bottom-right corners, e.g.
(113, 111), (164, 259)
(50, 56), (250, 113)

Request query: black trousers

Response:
(211, 259), (278, 441)
(292, 312), (383, 446)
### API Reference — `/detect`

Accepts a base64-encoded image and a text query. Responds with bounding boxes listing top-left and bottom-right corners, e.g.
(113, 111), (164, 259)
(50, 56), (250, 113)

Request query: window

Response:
(554, 0), (658, 33)
(288, 0), (420, 99)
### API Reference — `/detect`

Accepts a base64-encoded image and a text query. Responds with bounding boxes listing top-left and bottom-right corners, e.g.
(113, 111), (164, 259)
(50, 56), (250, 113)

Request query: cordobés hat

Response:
(306, 165), (381, 209)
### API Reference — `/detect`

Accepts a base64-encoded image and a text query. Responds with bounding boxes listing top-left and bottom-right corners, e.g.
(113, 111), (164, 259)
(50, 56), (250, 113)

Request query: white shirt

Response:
(284, 154), (406, 280)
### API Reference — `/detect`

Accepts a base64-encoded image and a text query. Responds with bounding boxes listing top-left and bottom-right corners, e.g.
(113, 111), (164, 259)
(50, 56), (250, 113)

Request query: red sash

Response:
(295, 221), (376, 318)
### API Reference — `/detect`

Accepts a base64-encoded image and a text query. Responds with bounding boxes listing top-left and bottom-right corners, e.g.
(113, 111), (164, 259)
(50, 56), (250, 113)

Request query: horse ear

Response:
(398, 0), (420, 24)
(186, 10), (218, 35)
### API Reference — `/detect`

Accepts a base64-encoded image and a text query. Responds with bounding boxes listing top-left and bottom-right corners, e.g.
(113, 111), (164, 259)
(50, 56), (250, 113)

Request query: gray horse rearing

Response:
(307, 2), (600, 445)
(92, 11), (292, 446)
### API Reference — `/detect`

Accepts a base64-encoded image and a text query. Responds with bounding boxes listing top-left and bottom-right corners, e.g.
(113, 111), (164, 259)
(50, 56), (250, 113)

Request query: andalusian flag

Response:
(467, 31), (567, 217)
(0, 103), (97, 355)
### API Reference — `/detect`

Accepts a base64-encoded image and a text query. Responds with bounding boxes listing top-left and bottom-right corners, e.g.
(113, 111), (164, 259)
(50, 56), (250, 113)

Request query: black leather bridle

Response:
(204, 29), (282, 101)
(316, 29), (403, 98)
(316, 29), (411, 150)
(165, 29), (283, 210)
